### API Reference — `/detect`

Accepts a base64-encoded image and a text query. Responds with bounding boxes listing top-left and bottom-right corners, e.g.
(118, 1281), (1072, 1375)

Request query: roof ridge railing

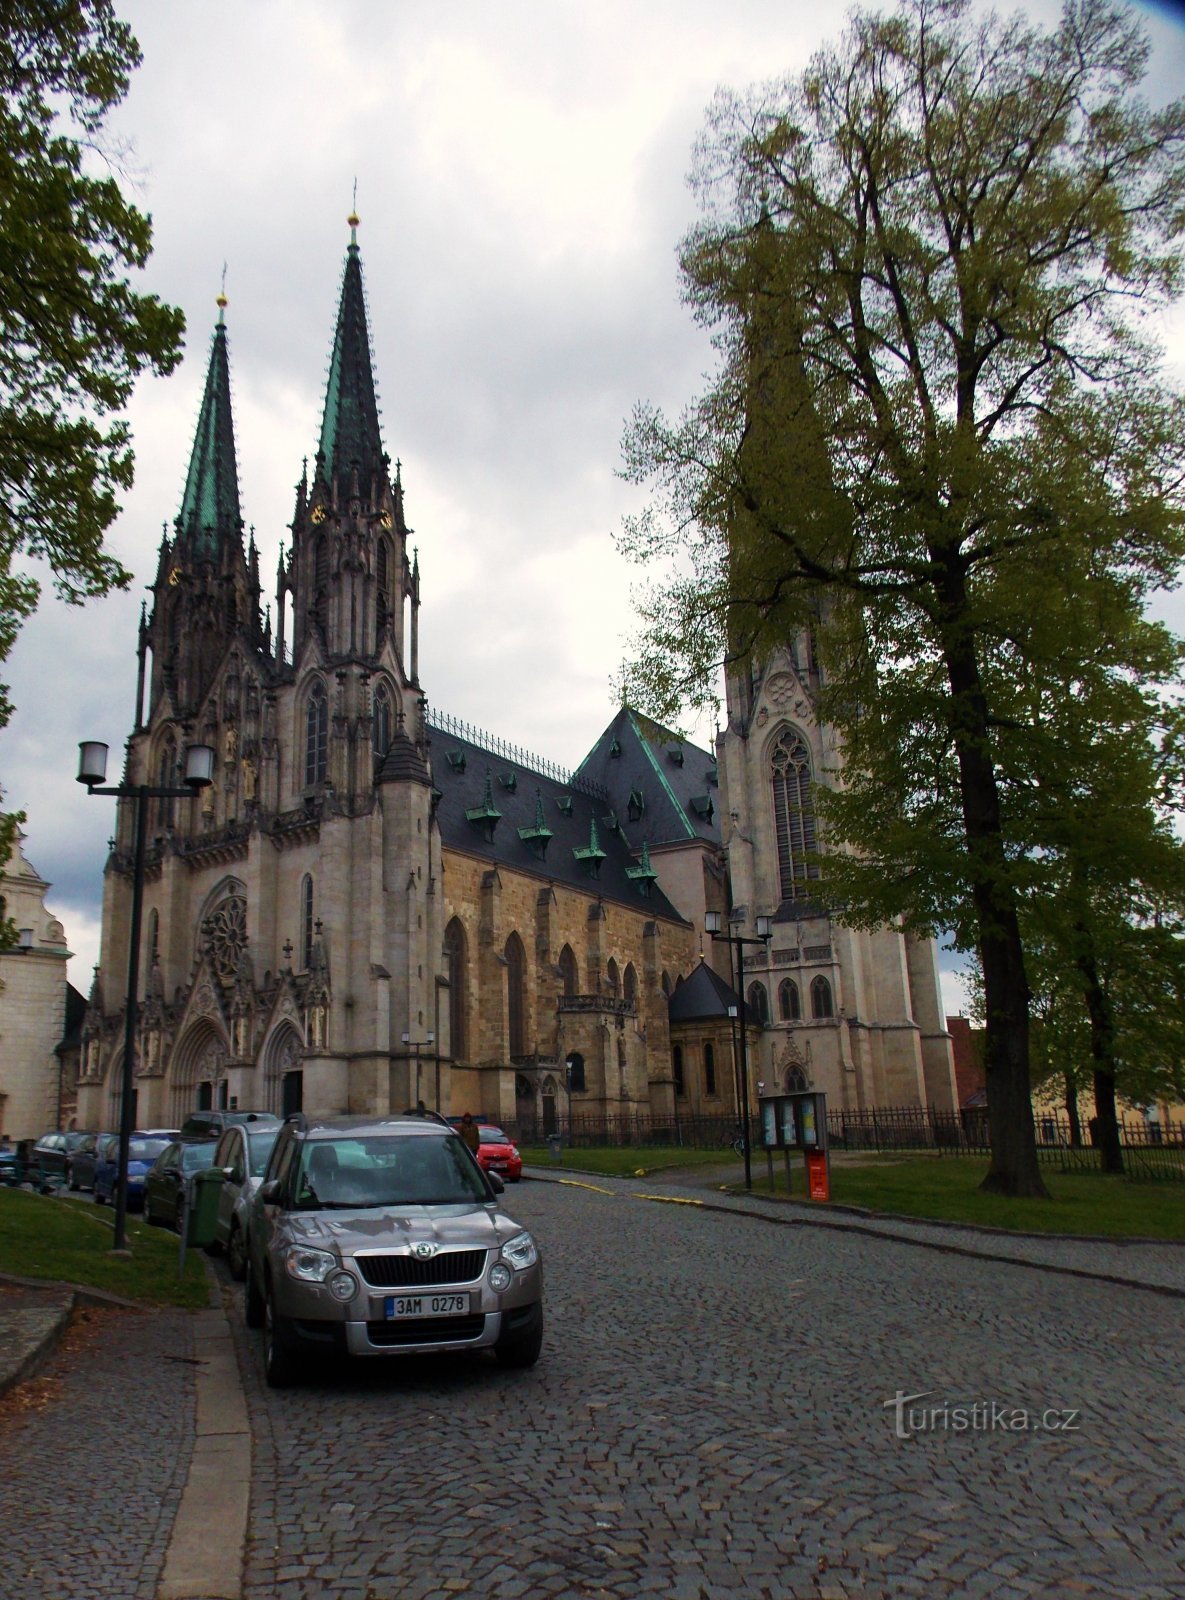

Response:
(426, 706), (609, 802)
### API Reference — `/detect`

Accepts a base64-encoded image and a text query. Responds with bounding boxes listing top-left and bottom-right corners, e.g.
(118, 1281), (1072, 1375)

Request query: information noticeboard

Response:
(758, 1090), (828, 1154)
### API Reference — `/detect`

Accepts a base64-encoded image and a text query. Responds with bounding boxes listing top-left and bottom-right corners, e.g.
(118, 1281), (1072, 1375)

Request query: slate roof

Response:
(667, 958), (749, 1024)
(317, 227), (386, 501)
(428, 718), (689, 924)
(576, 707), (721, 849)
(175, 310), (242, 558)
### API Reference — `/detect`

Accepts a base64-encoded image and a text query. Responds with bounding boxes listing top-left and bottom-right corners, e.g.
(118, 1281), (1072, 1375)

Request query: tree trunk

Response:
(1076, 938), (1124, 1175)
(936, 555), (1048, 1199)
(1064, 1073), (1082, 1148)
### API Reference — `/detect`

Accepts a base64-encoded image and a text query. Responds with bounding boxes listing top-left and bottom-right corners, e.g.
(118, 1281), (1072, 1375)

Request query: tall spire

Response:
(317, 210), (385, 501)
(176, 290), (242, 558)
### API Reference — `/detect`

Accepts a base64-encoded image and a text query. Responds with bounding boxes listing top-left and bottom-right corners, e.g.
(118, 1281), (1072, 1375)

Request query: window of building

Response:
(704, 1041), (716, 1096)
(305, 680), (328, 786)
(673, 1044), (685, 1097)
(623, 962), (638, 1007)
(779, 978), (801, 1021)
(605, 957), (620, 998)
(770, 727), (820, 902)
(376, 537), (391, 639)
(811, 976), (833, 1019)
(314, 534), (329, 638)
(558, 944), (579, 998)
(372, 681), (392, 760)
(156, 735), (176, 830)
(505, 932), (527, 1058)
(566, 1051), (586, 1092)
(445, 918), (468, 1060)
(747, 981), (769, 1025)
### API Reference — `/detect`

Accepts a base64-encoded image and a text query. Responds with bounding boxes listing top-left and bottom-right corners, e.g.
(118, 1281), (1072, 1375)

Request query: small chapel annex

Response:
(74, 217), (956, 1139)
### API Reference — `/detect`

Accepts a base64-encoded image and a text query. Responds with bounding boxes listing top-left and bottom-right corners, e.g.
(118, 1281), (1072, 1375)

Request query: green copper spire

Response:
(176, 293), (242, 558)
(317, 211), (385, 499)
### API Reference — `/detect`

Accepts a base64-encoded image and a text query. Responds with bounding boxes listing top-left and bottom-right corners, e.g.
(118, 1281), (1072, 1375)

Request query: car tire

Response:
(227, 1222), (247, 1282)
(510, 1175), (522, 1183)
(94, 1187), (106, 1206)
(244, 1258), (265, 1329)
(263, 1281), (299, 1388)
(68, 1167), (79, 1191)
(146, 1197), (162, 1226)
(494, 1301), (543, 1368)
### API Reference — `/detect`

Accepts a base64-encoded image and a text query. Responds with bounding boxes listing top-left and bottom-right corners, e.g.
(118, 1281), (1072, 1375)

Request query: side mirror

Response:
(487, 1172), (505, 1195)
(260, 1179), (281, 1204)
(222, 1167), (236, 1181)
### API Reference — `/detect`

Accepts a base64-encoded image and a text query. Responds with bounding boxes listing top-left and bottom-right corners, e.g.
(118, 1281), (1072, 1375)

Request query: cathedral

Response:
(73, 217), (956, 1140)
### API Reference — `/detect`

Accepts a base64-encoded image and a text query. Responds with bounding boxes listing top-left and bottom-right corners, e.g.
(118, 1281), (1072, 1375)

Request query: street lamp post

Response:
(705, 909), (772, 1191)
(401, 1031), (435, 1110)
(77, 739), (214, 1252)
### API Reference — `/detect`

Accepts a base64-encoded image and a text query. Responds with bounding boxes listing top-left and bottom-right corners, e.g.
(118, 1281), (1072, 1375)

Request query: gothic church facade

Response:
(75, 219), (954, 1138)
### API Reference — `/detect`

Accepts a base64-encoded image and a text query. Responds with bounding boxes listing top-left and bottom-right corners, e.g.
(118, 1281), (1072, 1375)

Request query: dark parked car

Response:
(179, 1109), (280, 1140)
(143, 1139), (219, 1230)
(29, 1131), (91, 1192)
(93, 1133), (176, 1211)
(66, 1132), (116, 1191)
(0, 1143), (26, 1187)
(210, 1121), (282, 1279)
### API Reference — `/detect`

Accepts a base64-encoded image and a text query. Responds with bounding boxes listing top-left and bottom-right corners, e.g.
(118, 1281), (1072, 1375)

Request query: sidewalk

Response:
(524, 1161), (1185, 1296)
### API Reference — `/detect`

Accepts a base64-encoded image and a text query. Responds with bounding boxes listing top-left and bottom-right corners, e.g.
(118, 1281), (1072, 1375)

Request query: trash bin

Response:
(185, 1168), (225, 1249)
(546, 1134), (563, 1161)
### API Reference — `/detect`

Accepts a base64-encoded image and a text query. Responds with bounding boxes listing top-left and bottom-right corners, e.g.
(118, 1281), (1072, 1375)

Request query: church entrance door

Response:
(542, 1090), (557, 1136)
(282, 1071), (303, 1118)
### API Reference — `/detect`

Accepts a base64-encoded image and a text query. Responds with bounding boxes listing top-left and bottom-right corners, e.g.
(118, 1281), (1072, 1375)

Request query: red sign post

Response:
(805, 1149), (831, 1202)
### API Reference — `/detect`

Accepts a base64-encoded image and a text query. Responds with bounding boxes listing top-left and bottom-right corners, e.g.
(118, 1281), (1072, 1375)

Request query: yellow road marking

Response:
(558, 1179), (616, 1195)
(631, 1193), (705, 1206)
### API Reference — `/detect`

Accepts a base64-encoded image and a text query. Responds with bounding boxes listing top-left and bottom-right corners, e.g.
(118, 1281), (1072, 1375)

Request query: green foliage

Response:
(619, 0), (1185, 1192)
(0, 0), (185, 716)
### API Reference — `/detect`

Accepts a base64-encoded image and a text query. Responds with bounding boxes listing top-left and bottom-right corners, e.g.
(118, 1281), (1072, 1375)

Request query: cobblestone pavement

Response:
(232, 1180), (1185, 1600)
(0, 1302), (196, 1599)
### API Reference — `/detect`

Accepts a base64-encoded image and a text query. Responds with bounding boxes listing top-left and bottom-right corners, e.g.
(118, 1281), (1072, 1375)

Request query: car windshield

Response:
(179, 1140), (218, 1172)
(128, 1138), (170, 1161)
(247, 1128), (279, 1176)
(478, 1127), (509, 1144)
(293, 1134), (490, 1210)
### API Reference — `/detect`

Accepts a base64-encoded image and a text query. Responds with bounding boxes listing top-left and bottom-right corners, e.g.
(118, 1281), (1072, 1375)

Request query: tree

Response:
(619, 0), (1185, 1195)
(0, 0), (184, 720)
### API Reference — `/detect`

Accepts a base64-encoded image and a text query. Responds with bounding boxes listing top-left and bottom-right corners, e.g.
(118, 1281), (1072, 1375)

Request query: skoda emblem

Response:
(412, 1241), (437, 1260)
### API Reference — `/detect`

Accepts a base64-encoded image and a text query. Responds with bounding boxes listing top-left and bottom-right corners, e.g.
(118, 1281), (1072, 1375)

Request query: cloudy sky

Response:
(3, 0), (1184, 1009)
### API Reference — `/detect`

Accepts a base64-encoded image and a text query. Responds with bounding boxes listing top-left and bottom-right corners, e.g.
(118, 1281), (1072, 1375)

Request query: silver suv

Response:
(244, 1115), (543, 1387)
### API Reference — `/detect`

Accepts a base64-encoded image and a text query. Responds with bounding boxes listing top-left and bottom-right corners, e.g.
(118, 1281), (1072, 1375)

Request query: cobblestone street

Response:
(229, 1180), (1184, 1600)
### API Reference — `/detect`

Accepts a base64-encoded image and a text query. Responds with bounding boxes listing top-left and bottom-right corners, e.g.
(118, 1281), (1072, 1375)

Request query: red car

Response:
(475, 1125), (523, 1183)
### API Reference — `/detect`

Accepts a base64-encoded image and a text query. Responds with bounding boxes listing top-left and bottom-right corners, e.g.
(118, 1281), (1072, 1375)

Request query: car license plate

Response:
(384, 1292), (470, 1319)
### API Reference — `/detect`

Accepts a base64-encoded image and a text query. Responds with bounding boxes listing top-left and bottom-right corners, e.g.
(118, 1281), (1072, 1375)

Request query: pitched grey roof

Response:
(577, 707), (721, 849)
(667, 958), (747, 1023)
(428, 720), (690, 924)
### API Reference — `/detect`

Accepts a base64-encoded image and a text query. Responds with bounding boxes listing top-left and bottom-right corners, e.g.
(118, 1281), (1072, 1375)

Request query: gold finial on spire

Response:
(348, 178), (359, 243)
(217, 261), (228, 322)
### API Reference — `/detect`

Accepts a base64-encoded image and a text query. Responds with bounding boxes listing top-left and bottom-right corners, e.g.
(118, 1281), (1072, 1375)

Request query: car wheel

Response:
(68, 1167), (79, 1191)
(94, 1187), (106, 1206)
(494, 1301), (543, 1368)
(510, 1174), (522, 1183)
(227, 1222), (247, 1282)
(145, 1196), (162, 1226)
(264, 1281), (299, 1388)
(244, 1257), (265, 1329)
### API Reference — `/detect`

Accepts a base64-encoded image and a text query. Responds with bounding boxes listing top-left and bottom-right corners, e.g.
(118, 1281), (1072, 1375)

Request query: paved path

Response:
(2, 1180), (1182, 1599)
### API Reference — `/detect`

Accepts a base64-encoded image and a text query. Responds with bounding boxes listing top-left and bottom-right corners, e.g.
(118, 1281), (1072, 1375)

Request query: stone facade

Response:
(0, 835), (73, 1138)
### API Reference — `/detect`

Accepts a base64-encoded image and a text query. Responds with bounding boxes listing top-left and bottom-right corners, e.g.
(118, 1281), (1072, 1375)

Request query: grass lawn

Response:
(0, 1187), (211, 1307)
(519, 1144), (739, 1178)
(753, 1154), (1185, 1239)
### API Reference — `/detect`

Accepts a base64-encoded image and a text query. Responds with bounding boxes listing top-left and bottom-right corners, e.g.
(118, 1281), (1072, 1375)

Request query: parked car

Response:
(245, 1114), (543, 1387)
(29, 1131), (91, 1192)
(179, 1109), (280, 1140)
(142, 1139), (219, 1229)
(93, 1133), (177, 1210)
(473, 1125), (523, 1182)
(210, 1120), (282, 1279)
(0, 1142), (26, 1187)
(66, 1132), (116, 1191)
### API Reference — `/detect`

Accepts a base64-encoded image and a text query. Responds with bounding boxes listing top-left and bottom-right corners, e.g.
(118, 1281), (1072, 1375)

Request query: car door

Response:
(213, 1129), (244, 1244)
(146, 1144), (181, 1222)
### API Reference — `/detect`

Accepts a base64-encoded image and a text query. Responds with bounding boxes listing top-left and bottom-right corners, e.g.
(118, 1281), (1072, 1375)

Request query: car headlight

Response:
(284, 1245), (337, 1283)
(501, 1231), (538, 1271)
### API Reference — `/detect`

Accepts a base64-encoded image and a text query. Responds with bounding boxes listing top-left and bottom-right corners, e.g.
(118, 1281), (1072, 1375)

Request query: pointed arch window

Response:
(605, 957), (620, 998)
(305, 680), (328, 786)
(779, 978), (801, 1021)
(558, 944), (578, 998)
(623, 962), (638, 1008)
(445, 918), (468, 1061)
(747, 981), (769, 1025)
(376, 538), (391, 641)
(673, 1044), (685, 1097)
(566, 1051), (586, 1092)
(704, 1041), (717, 1097)
(505, 932), (527, 1059)
(811, 976), (834, 1019)
(372, 681), (393, 760)
(314, 534), (329, 638)
(156, 734), (177, 830)
(770, 727), (820, 902)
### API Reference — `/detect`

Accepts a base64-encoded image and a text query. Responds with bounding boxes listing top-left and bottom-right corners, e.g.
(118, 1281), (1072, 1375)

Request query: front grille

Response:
(366, 1314), (487, 1347)
(355, 1249), (487, 1288)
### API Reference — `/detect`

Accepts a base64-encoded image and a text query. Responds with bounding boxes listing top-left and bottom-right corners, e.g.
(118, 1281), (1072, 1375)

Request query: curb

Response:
(0, 1292), (75, 1400)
